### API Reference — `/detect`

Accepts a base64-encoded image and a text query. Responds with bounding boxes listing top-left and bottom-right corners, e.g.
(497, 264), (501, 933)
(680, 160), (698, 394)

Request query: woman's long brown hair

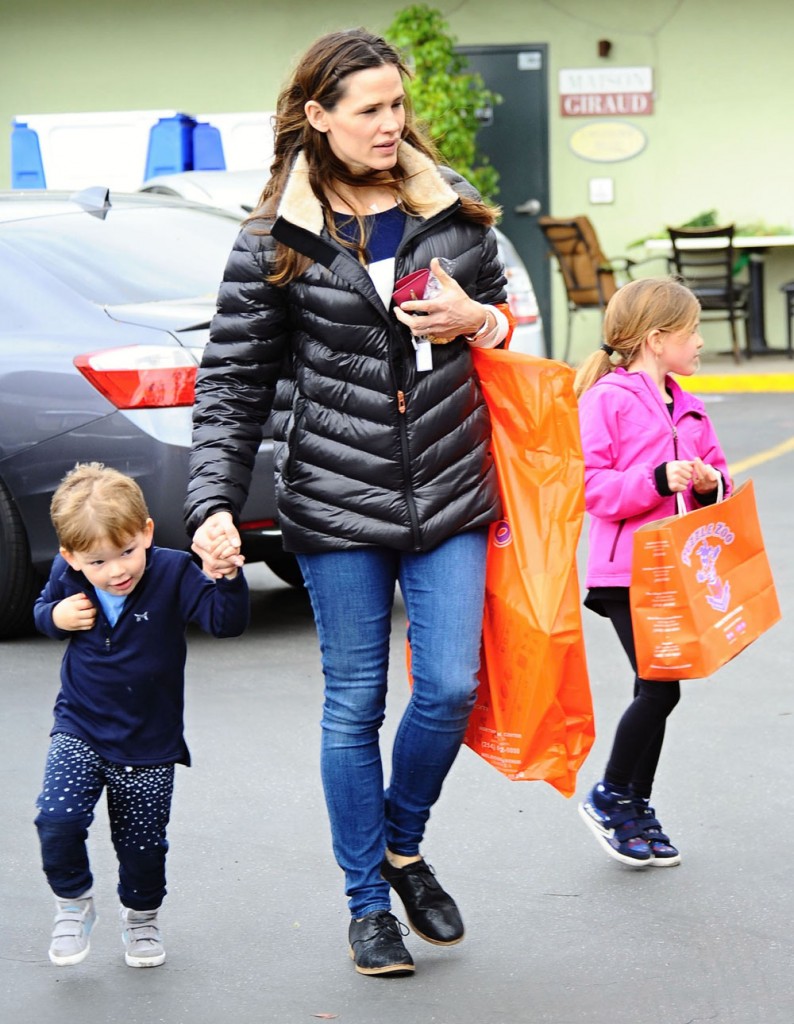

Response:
(251, 28), (497, 284)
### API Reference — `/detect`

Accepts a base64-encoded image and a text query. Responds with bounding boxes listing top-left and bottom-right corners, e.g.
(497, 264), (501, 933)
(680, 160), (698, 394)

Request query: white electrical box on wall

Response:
(589, 177), (614, 203)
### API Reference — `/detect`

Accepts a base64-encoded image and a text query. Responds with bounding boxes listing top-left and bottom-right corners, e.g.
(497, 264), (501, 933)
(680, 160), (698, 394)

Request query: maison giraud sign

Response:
(559, 67), (654, 117)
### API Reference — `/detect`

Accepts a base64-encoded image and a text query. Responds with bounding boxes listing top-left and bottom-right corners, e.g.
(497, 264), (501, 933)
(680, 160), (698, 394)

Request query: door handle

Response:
(514, 198), (541, 215)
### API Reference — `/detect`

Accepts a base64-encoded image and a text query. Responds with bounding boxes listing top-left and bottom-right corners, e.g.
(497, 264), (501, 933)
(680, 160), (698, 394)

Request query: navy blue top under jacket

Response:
(33, 546), (249, 767)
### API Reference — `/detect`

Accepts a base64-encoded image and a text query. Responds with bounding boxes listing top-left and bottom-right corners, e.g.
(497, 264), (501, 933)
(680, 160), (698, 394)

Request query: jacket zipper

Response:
(389, 203), (461, 549)
(93, 576), (143, 654)
(293, 234), (425, 545)
(306, 202), (461, 551)
(395, 385), (421, 547)
(393, 364), (420, 545)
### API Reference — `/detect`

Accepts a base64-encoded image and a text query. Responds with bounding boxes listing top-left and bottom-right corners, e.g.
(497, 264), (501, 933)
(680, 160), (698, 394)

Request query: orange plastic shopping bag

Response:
(462, 348), (594, 796)
(630, 479), (781, 680)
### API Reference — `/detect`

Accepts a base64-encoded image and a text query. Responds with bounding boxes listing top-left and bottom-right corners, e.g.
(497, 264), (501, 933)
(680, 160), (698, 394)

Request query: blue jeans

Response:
(297, 529), (488, 919)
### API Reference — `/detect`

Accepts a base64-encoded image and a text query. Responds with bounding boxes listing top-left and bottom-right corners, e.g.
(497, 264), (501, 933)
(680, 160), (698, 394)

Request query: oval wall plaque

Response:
(569, 120), (647, 163)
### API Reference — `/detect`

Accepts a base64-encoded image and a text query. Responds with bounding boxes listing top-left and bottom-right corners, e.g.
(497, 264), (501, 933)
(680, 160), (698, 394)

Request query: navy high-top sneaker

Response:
(578, 781), (652, 867)
(632, 796), (681, 867)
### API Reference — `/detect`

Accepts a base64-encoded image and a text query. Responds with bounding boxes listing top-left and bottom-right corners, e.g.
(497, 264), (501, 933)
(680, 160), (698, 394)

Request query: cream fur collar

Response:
(276, 142), (460, 236)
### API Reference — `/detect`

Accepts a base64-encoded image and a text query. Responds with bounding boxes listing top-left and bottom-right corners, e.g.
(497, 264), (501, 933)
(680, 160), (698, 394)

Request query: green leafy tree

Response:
(386, 4), (501, 202)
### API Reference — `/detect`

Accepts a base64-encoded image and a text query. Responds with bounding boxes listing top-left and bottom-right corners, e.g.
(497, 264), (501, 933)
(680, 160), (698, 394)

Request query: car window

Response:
(0, 243), (95, 331)
(0, 206), (242, 306)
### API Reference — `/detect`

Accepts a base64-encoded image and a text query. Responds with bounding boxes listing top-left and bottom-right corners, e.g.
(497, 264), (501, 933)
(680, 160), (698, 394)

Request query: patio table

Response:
(645, 235), (794, 354)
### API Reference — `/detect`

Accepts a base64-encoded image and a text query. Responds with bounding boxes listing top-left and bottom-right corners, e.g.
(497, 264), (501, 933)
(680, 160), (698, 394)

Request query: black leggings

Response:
(599, 597), (681, 800)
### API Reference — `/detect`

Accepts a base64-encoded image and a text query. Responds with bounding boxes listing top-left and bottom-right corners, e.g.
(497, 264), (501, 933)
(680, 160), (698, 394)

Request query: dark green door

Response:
(458, 44), (551, 354)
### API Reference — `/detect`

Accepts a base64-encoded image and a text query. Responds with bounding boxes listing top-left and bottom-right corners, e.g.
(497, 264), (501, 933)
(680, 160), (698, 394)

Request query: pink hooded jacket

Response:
(578, 367), (731, 587)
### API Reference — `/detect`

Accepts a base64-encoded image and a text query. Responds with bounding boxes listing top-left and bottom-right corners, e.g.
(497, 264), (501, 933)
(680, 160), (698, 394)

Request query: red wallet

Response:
(392, 269), (430, 305)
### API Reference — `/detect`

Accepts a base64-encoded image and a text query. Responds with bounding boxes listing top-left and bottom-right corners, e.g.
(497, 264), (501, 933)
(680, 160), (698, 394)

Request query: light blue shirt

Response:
(95, 589), (126, 627)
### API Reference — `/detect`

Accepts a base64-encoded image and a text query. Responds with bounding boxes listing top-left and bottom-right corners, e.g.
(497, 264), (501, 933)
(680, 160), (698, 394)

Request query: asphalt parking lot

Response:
(2, 389), (792, 1024)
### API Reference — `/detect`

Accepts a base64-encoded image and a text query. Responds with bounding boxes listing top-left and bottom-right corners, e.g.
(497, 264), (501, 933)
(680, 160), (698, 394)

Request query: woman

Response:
(185, 28), (512, 977)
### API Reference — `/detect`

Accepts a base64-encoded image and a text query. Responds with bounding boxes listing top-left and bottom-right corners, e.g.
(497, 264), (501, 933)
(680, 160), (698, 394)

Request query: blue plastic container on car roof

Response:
(192, 122), (226, 171)
(143, 114), (197, 181)
(11, 122), (47, 188)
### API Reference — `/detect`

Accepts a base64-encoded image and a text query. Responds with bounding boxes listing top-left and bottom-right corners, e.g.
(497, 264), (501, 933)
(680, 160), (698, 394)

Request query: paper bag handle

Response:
(675, 470), (724, 517)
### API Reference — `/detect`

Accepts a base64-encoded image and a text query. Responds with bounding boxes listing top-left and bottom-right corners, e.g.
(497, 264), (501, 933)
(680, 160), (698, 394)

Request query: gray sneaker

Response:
(49, 893), (97, 966)
(120, 907), (166, 968)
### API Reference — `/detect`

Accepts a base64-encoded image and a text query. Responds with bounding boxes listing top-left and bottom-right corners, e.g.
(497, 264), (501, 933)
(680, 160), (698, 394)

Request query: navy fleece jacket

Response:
(34, 546), (249, 767)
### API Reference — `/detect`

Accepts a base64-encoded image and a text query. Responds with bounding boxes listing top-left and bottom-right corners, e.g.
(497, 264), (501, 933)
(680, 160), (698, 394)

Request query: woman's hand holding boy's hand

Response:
(200, 536), (244, 581)
(53, 593), (96, 631)
(205, 528), (245, 580)
(192, 511), (244, 580)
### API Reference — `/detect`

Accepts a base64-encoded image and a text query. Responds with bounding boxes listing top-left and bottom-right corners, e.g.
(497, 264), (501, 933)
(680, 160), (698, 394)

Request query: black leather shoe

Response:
(381, 858), (464, 946)
(348, 911), (415, 976)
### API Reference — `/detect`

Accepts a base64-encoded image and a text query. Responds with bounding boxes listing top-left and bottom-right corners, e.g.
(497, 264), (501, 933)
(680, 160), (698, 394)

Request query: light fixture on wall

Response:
(598, 39), (612, 59)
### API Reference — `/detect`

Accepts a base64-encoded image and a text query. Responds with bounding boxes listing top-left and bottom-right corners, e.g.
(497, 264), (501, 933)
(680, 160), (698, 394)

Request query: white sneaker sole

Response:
(124, 949), (166, 968)
(578, 802), (652, 868)
(649, 851), (682, 867)
(49, 941), (92, 967)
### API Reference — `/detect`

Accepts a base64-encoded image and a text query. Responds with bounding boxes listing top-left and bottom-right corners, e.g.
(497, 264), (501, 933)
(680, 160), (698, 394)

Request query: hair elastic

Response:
(601, 343), (615, 356)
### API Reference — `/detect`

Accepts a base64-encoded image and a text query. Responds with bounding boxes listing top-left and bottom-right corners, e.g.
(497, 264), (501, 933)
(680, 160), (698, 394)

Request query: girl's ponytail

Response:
(574, 347), (613, 398)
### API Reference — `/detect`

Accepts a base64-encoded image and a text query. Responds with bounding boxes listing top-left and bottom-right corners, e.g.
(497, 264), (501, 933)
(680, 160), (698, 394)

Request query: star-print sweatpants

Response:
(34, 732), (174, 911)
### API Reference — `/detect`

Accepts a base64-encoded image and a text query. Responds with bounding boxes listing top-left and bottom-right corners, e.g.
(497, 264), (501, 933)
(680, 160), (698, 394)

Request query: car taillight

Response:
(74, 346), (198, 409)
(240, 519), (278, 531)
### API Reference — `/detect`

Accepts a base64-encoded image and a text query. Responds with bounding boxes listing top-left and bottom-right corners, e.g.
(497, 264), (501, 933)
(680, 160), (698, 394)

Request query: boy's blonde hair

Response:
(573, 277), (701, 397)
(51, 462), (150, 554)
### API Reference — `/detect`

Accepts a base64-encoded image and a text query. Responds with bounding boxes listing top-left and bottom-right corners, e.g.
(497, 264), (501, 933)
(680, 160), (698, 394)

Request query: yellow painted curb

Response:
(679, 373), (794, 393)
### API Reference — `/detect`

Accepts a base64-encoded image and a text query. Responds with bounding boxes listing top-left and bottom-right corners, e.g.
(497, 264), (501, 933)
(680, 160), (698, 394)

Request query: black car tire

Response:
(263, 550), (305, 589)
(0, 479), (41, 639)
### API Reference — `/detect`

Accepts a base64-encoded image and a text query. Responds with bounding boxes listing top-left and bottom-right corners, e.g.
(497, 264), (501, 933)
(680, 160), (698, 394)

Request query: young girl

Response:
(575, 278), (731, 868)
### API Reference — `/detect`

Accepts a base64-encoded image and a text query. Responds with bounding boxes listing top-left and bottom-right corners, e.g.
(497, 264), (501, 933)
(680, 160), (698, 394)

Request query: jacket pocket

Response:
(284, 396), (307, 483)
(609, 519), (626, 562)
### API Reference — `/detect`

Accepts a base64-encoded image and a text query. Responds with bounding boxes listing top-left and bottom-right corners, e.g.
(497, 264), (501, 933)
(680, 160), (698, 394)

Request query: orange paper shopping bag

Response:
(630, 479), (781, 681)
(462, 348), (594, 796)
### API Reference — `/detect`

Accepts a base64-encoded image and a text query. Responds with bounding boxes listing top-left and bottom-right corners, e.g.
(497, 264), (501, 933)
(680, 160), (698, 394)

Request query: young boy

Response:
(33, 463), (249, 968)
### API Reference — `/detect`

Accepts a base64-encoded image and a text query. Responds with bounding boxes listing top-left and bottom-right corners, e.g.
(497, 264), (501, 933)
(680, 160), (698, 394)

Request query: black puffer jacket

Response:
(186, 143), (505, 553)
